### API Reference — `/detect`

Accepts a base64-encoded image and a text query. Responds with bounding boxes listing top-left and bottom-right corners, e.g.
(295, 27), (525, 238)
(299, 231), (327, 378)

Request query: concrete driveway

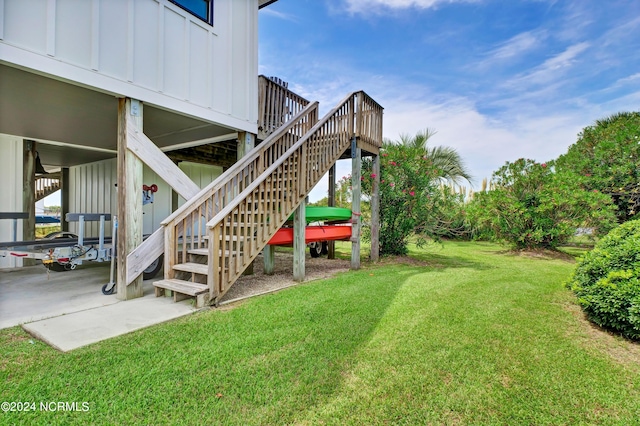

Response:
(0, 263), (195, 351)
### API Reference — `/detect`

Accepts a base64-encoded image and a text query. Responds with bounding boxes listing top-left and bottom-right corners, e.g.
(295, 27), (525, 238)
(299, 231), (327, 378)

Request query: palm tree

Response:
(388, 128), (473, 185)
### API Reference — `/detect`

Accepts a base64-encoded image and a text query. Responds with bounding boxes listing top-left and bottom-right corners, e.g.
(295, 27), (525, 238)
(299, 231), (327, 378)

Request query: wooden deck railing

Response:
(355, 91), (384, 154)
(258, 76), (310, 140)
(161, 102), (319, 281)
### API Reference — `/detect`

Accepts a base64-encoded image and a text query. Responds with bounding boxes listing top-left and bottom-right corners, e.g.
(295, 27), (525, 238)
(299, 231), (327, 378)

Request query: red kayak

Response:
(268, 225), (352, 245)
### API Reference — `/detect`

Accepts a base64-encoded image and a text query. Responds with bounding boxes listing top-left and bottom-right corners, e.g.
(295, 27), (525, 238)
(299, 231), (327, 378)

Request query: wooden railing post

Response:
(299, 145), (307, 197)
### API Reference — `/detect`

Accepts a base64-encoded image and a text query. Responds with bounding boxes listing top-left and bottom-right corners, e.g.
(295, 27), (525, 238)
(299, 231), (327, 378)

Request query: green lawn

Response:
(2, 241), (639, 425)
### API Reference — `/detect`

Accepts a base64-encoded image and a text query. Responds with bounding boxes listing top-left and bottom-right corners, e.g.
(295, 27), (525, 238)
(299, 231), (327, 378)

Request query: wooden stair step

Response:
(188, 248), (245, 256)
(173, 262), (208, 275)
(153, 279), (208, 296)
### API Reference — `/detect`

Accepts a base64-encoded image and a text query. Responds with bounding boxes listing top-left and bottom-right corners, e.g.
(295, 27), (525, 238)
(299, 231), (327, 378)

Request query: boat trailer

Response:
(0, 185), (162, 295)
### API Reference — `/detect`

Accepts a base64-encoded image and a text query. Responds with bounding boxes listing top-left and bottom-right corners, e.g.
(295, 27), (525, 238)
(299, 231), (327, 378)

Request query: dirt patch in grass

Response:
(217, 251), (350, 305)
(564, 302), (640, 369)
(500, 248), (577, 263)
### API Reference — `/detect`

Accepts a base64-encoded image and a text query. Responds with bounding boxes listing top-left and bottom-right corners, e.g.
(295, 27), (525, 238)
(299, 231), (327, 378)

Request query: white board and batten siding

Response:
(0, 0), (259, 133)
(0, 134), (24, 268)
(67, 159), (221, 237)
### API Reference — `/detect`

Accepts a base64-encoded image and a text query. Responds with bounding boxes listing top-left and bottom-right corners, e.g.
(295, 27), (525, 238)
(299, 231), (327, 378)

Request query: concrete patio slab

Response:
(22, 295), (195, 352)
(2, 262), (196, 351)
(0, 263), (122, 329)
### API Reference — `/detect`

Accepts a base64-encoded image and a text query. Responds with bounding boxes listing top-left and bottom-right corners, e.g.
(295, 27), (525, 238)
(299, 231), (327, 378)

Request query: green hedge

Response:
(566, 220), (640, 339)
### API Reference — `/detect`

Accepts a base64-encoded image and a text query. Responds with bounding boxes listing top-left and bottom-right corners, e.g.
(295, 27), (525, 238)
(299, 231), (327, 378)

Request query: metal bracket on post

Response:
(351, 136), (357, 159)
(130, 99), (140, 117)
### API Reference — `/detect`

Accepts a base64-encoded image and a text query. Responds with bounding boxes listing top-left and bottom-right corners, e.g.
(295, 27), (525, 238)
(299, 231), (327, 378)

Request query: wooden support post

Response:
(23, 140), (36, 265)
(237, 131), (256, 159)
(328, 163), (336, 259)
(238, 132), (256, 275)
(60, 167), (70, 232)
(370, 154), (380, 262)
(117, 98), (144, 300)
(293, 200), (306, 282)
(351, 143), (362, 270)
(263, 244), (275, 275)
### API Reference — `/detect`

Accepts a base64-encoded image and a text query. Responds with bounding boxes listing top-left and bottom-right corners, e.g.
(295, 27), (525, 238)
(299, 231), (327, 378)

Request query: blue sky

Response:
(259, 0), (640, 200)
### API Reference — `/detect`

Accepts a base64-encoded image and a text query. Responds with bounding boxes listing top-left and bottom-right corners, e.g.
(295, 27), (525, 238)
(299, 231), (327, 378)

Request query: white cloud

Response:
(485, 31), (544, 62)
(615, 73), (640, 85)
(473, 30), (546, 72)
(307, 91), (589, 202)
(503, 42), (590, 89)
(599, 16), (640, 48)
(342, 0), (479, 14)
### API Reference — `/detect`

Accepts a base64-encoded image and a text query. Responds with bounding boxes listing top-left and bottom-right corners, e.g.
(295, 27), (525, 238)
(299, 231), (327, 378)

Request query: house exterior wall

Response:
(0, 135), (24, 268)
(177, 161), (224, 206)
(0, 0), (259, 133)
(67, 158), (222, 237)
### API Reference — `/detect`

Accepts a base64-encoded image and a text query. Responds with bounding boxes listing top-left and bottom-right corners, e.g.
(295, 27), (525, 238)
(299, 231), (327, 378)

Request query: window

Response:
(169, 0), (213, 25)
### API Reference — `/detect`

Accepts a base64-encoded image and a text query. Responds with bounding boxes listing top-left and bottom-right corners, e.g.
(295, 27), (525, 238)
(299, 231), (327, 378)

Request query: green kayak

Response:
(287, 206), (352, 223)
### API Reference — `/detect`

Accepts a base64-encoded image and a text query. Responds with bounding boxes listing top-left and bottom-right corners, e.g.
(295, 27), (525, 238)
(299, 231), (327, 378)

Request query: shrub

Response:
(556, 111), (640, 222)
(361, 135), (472, 255)
(467, 158), (617, 250)
(362, 142), (440, 255)
(566, 220), (640, 340)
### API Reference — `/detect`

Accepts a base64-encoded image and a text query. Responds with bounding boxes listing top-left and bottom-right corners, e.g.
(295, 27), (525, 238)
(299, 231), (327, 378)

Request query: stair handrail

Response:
(160, 101), (319, 228)
(205, 91), (372, 299)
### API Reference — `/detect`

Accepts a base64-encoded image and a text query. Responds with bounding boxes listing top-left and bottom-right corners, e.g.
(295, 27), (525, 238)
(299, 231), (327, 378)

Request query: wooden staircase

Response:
(35, 172), (61, 202)
(153, 91), (382, 306)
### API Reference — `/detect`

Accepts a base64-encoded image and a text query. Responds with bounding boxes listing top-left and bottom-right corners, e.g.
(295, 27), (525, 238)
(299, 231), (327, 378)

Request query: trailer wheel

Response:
(309, 242), (322, 258)
(143, 255), (164, 280)
(102, 283), (116, 295)
(321, 241), (329, 255)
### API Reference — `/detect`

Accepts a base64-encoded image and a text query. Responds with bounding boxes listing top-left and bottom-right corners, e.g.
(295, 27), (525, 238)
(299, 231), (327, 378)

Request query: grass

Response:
(34, 225), (61, 239)
(2, 241), (640, 424)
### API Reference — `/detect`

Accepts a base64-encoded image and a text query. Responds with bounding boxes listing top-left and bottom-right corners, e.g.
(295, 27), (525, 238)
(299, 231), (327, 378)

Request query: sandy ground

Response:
(218, 251), (350, 304)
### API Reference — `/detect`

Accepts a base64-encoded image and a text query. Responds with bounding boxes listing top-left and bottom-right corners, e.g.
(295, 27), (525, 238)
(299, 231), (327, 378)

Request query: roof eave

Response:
(258, 0), (279, 9)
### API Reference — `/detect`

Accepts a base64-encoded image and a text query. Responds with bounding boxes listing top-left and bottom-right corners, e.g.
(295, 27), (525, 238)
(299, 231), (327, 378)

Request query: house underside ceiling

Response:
(0, 64), (238, 168)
